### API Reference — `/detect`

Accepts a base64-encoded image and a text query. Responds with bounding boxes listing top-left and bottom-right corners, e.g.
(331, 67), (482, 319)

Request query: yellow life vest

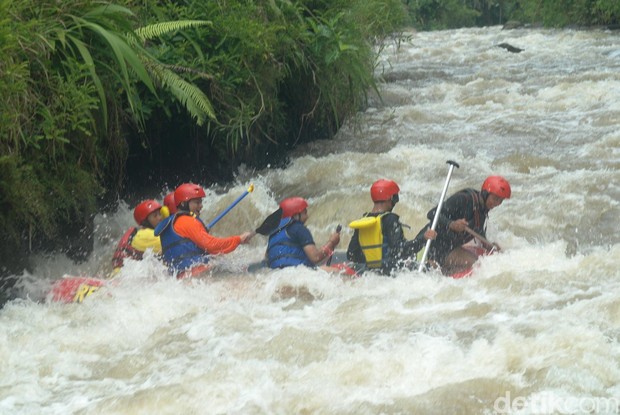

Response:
(131, 228), (162, 254)
(349, 213), (388, 269)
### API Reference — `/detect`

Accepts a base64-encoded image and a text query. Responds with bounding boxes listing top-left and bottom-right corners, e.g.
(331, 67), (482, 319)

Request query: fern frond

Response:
(135, 21), (211, 41)
(147, 63), (216, 125)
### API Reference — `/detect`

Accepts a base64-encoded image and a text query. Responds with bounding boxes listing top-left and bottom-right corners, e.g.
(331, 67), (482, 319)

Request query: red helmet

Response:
(482, 176), (511, 199)
(370, 179), (400, 202)
(280, 197), (308, 218)
(133, 199), (162, 225)
(174, 183), (206, 206)
(163, 192), (177, 214)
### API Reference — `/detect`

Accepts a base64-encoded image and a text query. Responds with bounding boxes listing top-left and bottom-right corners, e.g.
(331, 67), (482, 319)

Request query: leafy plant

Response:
(135, 20), (216, 125)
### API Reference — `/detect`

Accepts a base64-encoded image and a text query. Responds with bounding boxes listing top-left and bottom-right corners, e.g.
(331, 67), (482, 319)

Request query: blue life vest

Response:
(154, 212), (210, 275)
(266, 218), (314, 269)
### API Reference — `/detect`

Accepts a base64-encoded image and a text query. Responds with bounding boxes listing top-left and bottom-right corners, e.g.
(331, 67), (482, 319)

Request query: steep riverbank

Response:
(0, 0), (407, 287)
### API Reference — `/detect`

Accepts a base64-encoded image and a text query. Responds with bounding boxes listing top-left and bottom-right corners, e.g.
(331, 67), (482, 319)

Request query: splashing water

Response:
(2, 27), (619, 414)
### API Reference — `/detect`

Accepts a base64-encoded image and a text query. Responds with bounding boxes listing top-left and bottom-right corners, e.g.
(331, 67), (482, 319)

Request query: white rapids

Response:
(2, 26), (620, 414)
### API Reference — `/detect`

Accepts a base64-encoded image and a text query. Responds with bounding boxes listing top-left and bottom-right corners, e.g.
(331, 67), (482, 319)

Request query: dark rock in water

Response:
(496, 43), (523, 53)
(502, 20), (523, 30)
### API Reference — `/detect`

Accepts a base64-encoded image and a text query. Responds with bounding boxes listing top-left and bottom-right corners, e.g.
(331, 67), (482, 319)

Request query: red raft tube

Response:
(49, 275), (107, 304)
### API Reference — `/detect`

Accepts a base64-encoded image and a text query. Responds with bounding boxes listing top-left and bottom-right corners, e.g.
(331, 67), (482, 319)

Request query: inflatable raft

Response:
(49, 275), (107, 303)
(48, 246), (489, 303)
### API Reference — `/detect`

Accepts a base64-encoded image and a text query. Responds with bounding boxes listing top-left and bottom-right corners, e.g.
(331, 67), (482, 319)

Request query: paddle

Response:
(206, 184), (254, 230)
(255, 207), (283, 236)
(417, 160), (460, 272)
(243, 208), (283, 272)
(464, 226), (501, 253)
(326, 224), (342, 266)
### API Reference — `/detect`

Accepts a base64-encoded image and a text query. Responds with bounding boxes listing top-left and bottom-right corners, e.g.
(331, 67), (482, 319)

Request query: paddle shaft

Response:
(417, 160), (460, 272)
(206, 184), (254, 230)
(464, 226), (501, 252)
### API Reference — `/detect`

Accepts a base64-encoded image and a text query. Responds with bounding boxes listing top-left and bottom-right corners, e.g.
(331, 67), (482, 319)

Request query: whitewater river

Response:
(2, 26), (620, 414)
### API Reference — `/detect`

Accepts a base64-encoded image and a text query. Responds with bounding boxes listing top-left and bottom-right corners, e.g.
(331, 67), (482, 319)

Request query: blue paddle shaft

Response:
(206, 185), (253, 230)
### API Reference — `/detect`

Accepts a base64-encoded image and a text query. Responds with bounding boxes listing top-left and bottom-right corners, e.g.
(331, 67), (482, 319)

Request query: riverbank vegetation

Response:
(1, 0), (617, 277)
(0, 0), (407, 274)
(407, 0), (620, 30)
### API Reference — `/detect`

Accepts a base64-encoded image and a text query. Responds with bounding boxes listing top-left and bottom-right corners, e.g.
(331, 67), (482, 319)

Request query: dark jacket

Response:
(414, 188), (488, 265)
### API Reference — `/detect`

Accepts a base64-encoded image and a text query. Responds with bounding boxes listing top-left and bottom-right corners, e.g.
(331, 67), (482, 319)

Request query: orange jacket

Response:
(173, 215), (241, 254)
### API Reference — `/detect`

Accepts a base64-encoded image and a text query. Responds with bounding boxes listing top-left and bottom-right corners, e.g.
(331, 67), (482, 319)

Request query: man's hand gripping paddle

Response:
(326, 224), (342, 266)
(464, 226), (501, 253)
(417, 160), (460, 272)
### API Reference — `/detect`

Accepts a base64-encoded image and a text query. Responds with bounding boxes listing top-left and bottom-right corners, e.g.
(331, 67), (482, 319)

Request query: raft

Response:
(48, 247), (490, 303)
(447, 246), (490, 279)
(246, 252), (358, 276)
(49, 276), (107, 303)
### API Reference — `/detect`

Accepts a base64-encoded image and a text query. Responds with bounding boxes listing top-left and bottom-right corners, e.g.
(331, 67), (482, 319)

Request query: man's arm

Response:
(346, 230), (365, 262)
(290, 223), (329, 265)
(427, 191), (470, 232)
(174, 215), (241, 254)
(382, 214), (406, 269)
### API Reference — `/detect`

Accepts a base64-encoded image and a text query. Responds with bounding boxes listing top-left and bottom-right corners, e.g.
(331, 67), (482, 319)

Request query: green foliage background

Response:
(406, 0), (620, 30)
(0, 0), (407, 272)
(0, 0), (618, 275)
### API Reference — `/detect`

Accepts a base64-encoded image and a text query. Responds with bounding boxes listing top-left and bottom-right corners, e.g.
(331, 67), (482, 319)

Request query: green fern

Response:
(135, 20), (211, 41)
(132, 20), (215, 125)
(147, 62), (216, 125)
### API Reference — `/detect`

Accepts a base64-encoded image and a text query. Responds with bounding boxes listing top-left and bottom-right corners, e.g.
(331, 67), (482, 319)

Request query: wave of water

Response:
(2, 26), (619, 414)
